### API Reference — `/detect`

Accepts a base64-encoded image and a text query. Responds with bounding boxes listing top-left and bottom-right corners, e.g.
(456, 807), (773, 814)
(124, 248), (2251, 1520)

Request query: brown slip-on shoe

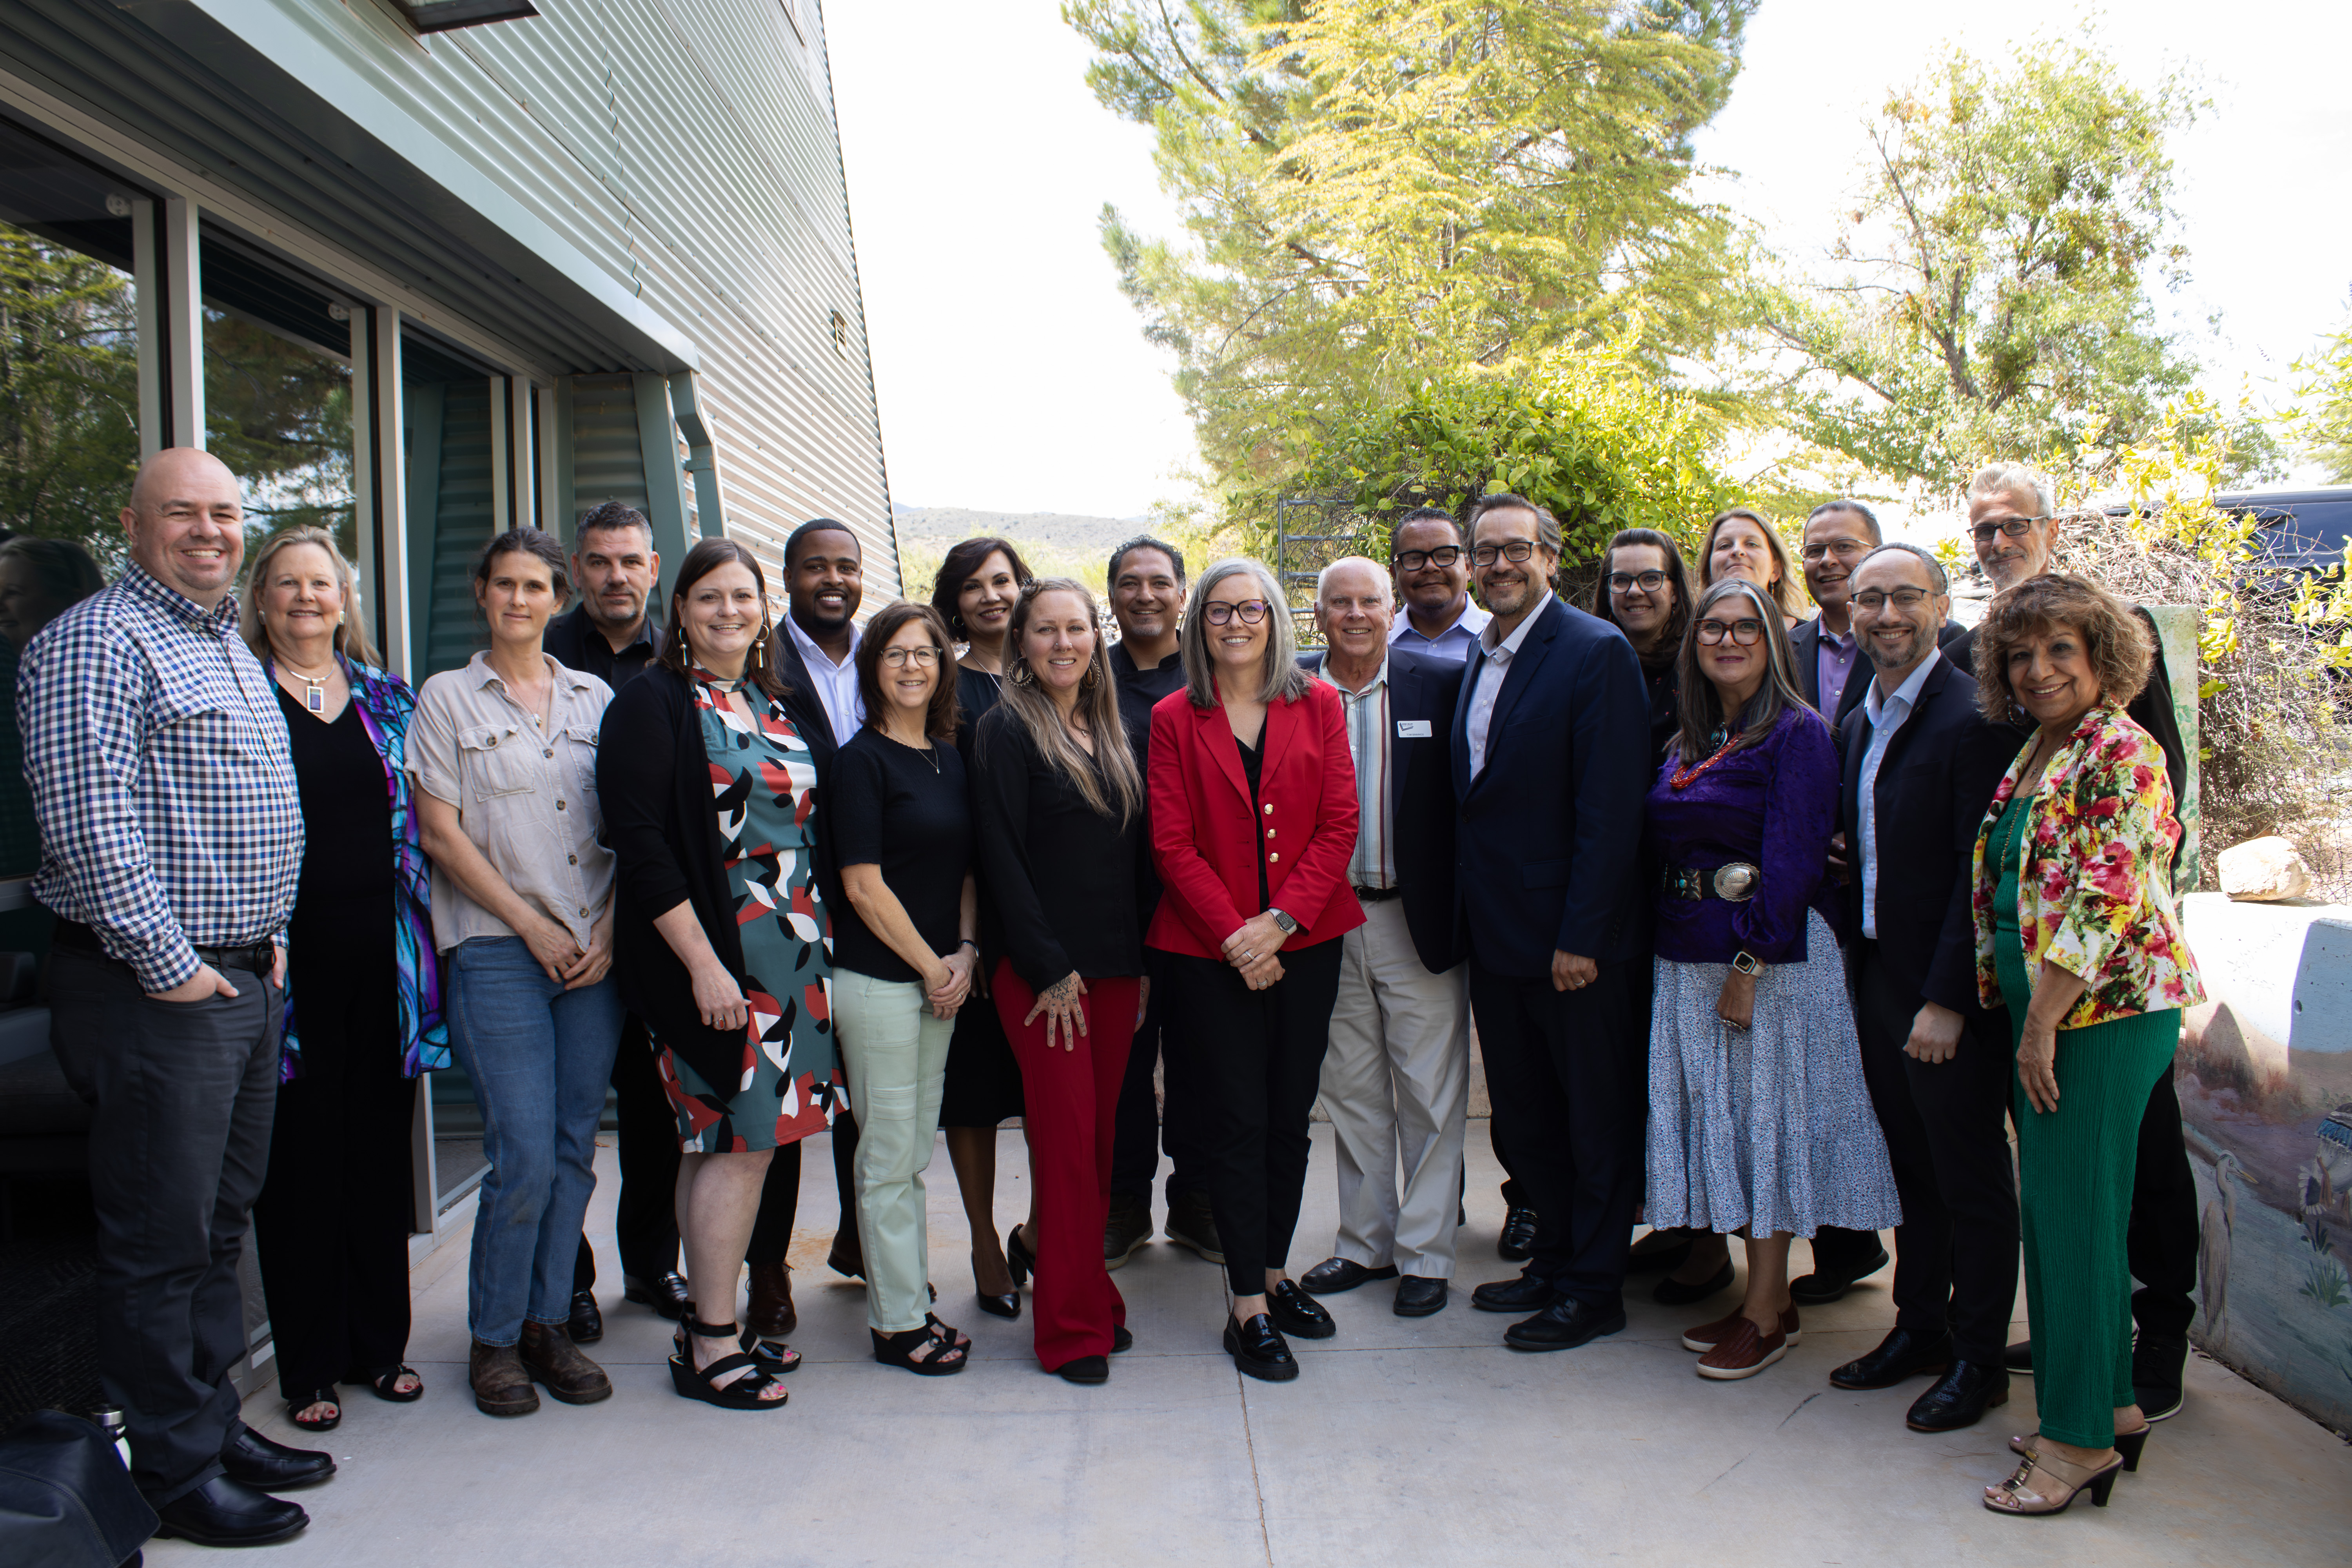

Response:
(1682, 1304), (1799, 1353)
(470, 1339), (540, 1417)
(1696, 1316), (1789, 1380)
(747, 1260), (797, 1339)
(519, 1319), (614, 1405)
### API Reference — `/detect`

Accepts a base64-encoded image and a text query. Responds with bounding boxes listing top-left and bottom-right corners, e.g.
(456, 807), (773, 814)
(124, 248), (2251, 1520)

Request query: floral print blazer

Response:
(1969, 703), (2205, 1028)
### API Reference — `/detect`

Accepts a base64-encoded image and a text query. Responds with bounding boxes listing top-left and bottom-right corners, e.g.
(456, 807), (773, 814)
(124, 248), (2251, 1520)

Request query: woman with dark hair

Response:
(1642, 577), (1897, 1381)
(599, 537), (844, 1410)
(1697, 508), (1807, 627)
(1148, 557), (1364, 1382)
(973, 577), (1149, 1383)
(1592, 527), (1694, 760)
(1968, 573), (2202, 1518)
(243, 526), (445, 1432)
(833, 600), (979, 1373)
(411, 526), (623, 1419)
(930, 537), (1040, 1316)
(0, 535), (107, 650)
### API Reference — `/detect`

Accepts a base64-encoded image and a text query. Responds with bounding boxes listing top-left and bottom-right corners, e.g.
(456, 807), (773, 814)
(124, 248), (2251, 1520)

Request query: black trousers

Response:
(573, 1014), (682, 1292)
(1850, 944), (2018, 1365)
(1161, 941), (1345, 1296)
(1467, 958), (1642, 1310)
(1111, 947), (1206, 1204)
(744, 1115), (857, 1268)
(49, 948), (279, 1506)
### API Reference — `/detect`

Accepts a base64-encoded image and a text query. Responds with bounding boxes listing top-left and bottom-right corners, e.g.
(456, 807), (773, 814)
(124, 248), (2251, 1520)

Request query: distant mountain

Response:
(890, 505), (1154, 563)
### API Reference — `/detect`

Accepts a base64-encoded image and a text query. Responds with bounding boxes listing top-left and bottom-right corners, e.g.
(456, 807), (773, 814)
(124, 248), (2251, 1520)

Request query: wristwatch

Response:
(1268, 909), (1300, 936)
(1731, 950), (1762, 976)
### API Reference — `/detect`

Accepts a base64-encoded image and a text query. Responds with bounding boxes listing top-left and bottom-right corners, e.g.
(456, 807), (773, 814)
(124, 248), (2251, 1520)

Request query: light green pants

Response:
(833, 969), (954, 1334)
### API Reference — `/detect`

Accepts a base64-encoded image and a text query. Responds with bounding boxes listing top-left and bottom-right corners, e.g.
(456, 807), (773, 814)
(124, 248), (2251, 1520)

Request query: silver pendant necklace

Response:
(279, 659), (334, 713)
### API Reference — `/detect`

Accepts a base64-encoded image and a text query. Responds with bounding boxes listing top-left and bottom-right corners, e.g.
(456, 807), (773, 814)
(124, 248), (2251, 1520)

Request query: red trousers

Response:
(994, 962), (1139, 1372)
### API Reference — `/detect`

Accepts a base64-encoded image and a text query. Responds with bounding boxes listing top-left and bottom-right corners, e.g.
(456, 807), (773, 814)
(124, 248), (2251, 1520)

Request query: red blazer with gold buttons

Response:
(1144, 676), (1366, 959)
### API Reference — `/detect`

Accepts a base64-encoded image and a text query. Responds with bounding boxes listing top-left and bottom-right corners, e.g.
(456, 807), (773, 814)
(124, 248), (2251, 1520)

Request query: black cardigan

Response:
(970, 703), (1147, 991)
(597, 664), (838, 1091)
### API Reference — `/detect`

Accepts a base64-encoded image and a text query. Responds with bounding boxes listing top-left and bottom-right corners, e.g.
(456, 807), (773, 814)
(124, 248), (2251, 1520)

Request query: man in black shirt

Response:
(543, 501), (663, 687)
(1103, 535), (1222, 1269)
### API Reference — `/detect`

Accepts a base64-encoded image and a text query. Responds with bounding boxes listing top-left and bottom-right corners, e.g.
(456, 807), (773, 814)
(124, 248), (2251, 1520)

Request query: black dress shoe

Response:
(974, 1289), (1021, 1321)
(2003, 1338), (2034, 1375)
(220, 1423), (334, 1490)
(624, 1270), (693, 1321)
(1829, 1326), (1954, 1391)
(1223, 1313), (1298, 1381)
(1625, 1229), (1696, 1275)
(1393, 1275), (1448, 1316)
(568, 1287), (605, 1344)
(1056, 1355), (1109, 1385)
(2134, 1334), (2187, 1421)
(1504, 1297), (1627, 1352)
(1652, 1260), (1735, 1307)
(154, 1476), (309, 1546)
(1300, 1256), (1398, 1295)
(1471, 1270), (1560, 1314)
(1788, 1242), (1890, 1305)
(1269, 1279), (1337, 1339)
(1112, 1323), (1133, 1353)
(1905, 1359), (2009, 1432)
(1497, 1205), (1539, 1261)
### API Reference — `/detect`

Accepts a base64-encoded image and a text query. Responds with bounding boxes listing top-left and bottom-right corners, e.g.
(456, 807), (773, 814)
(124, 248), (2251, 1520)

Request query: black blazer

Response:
(766, 619), (848, 784)
(1296, 644), (1467, 974)
(1795, 613), (1970, 730)
(1448, 597), (1650, 976)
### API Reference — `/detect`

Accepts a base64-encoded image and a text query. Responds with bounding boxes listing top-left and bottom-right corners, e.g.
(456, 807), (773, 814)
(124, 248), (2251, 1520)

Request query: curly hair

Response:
(1971, 572), (2152, 725)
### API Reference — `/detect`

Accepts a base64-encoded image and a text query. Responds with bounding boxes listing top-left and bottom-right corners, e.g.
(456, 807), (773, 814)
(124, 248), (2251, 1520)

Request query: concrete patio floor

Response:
(159, 1127), (2352, 1566)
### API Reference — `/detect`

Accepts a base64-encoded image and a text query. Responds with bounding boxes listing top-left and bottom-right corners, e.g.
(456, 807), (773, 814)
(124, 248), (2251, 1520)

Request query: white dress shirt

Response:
(1858, 646), (1942, 940)
(1314, 655), (1392, 889)
(785, 613), (864, 748)
(1388, 598), (1491, 664)
(1463, 591), (1548, 781)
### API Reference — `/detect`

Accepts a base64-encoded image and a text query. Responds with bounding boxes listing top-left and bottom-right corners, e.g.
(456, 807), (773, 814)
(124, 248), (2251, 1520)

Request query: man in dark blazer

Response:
(1821, 543), (2022, 1432)
(1290, 559), (1469, 1317)
(1790, 498), (1969, 732)
(1448, 495), (1651, 1351)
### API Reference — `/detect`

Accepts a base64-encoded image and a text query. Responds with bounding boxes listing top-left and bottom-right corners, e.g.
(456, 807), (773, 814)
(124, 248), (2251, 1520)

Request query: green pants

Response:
(1994, 932), (2176, 1448)
(833, 969), (955, 1334)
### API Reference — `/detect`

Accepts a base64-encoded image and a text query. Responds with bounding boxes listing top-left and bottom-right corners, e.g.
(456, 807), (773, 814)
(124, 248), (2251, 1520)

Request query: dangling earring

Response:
(1080, 661), (1099, 691)
(1009, 659), (1034, 686)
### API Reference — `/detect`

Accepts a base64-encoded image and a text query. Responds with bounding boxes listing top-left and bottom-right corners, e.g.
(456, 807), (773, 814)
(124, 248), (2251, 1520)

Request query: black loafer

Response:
(1223, 1313), (1298, 1381)
(1300, 1256), (1398, 1295)
(1905, 1360), (2009, 1432)
(2134, 1334), (2187, 1421)
(568, 1287), (605, 1344)
(1393, 1275), (1448, 1317)
(1504, 1298), (1626, 1352)
(1471, 1270), (1560, 1314)
(1651, 1260), (1735, 1307)
(624, 1270), (693, 1321)
(1056, 1355), (1109, 1385)
(1789, 1243), (1890, 1305)
(1269, 1279), (1337, 1339)
(1829, 1327), (1953, 1391)
(219, 1423), (334, 1490)
(1112, 1323), (1134, 1354)
(2003, 1339), (2034, 1375)
(154, 1476), (309, 1546)
(1497, 1205), (1539, 1261)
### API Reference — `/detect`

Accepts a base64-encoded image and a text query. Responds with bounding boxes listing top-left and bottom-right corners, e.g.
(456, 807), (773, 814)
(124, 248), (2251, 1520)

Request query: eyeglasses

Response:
(1969, 515), (2047, 544)
(1850, 588), (1933, 613)
(881, 646), (942, 668)
(1798, 538), (1871, 563)
(1694, 618), (1768, 646)
(1202, 599), (1271, 626)
(1470, 540), (1539, 567)
(1606, 570), (1668, 595)
(1392, 546), (1462, 572)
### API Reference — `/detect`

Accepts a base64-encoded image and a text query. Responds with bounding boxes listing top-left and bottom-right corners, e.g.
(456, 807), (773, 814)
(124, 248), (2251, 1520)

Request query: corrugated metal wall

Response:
(421, 380), (497, 681)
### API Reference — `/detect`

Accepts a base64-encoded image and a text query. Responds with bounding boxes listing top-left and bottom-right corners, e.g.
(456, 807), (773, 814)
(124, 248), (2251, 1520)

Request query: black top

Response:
(971, 702), (1145, 989)
(830, 728), (972, 984)
(953, 665), (1005, 769)
(278, 688), (394, 914)
(1236, 721), (1269, 907)
(544, 602), (661, 690)
(1111, 642), (1185, 760)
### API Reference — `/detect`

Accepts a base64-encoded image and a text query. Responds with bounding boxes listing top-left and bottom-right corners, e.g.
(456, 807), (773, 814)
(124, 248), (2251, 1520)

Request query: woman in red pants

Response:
(971, 577), (1149, 1384)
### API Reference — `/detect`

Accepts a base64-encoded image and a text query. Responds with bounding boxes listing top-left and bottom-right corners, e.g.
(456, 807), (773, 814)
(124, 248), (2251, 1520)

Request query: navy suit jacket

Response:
(764, 616), (848, 911)
(1296, 644), (1467, 973)
(1448, 596), (1650, 978)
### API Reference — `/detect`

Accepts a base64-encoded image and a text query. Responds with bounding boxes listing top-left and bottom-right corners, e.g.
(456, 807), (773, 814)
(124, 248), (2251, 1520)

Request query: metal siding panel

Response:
(425, 379), (496, 679)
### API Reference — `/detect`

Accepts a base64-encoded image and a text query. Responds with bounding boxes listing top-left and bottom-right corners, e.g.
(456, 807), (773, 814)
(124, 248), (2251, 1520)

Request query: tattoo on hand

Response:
(1040, 976), (1082, 1009)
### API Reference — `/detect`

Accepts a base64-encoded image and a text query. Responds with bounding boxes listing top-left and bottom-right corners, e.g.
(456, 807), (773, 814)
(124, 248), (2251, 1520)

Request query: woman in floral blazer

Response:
(1966, 573), (2203, 1520)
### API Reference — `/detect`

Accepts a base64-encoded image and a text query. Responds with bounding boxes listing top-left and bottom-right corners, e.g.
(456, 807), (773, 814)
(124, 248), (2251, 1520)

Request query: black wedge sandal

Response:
(346, 1365), (423, 1403)
(673, 1301), (801, 1375)
(670, 1317), (789, 1409)
(872, 1323), (968, 1376)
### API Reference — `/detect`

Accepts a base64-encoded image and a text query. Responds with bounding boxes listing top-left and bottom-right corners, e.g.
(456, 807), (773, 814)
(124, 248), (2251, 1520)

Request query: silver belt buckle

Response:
(1710, 862), (1760, 902)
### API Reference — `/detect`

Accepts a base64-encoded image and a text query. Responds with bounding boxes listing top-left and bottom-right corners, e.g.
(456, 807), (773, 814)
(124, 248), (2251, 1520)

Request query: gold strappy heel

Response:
(2008, 1425), (2148, 1471)
(1984, 1448), (2125, 1515)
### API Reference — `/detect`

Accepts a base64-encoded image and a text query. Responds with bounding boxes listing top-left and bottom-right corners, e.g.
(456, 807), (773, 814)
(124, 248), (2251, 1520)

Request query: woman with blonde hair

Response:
(1697, 508), (1807, 627)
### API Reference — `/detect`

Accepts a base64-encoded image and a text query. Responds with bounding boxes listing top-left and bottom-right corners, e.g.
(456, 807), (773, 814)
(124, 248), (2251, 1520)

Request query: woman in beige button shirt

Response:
(410, 526), (624, 1421)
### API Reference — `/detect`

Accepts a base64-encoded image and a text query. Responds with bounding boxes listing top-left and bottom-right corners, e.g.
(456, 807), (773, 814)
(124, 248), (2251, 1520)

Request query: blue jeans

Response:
(445, 936), (623, 1346)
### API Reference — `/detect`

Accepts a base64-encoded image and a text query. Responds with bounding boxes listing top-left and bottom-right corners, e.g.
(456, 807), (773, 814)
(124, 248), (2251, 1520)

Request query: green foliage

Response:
(203, 311), (356, 559)
(2292, 318), (2352, 484)
(2300, 1252), (2351, 1312)
(0, 223), (140, 547)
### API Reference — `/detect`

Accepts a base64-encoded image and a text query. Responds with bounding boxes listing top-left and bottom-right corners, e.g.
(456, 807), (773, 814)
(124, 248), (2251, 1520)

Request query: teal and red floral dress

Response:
(656, 673), (844, 1152)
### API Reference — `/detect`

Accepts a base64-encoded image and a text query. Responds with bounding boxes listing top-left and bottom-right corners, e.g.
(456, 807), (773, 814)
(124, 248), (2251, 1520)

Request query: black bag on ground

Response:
(0, 1410), (155, 1568)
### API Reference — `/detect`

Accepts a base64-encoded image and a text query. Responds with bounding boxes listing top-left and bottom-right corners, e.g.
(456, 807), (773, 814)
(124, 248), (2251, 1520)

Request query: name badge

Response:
(1396, 719), (1433, 739)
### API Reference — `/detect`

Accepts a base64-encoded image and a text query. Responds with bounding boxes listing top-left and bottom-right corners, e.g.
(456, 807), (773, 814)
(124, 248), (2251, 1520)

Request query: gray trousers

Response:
(50, 947), (280, 1505)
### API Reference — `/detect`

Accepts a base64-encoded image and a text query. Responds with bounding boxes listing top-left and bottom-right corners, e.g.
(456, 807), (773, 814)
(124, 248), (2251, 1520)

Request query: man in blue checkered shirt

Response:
(19, 447), (324, 1546)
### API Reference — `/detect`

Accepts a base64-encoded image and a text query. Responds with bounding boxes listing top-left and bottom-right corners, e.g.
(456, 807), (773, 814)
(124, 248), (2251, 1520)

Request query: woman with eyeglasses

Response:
(1147, 559), (1364, 1382)
(1641, 578), (1898, 1381)
(1591, 527), (1695, 760)
(1697, 508), (1808, 628)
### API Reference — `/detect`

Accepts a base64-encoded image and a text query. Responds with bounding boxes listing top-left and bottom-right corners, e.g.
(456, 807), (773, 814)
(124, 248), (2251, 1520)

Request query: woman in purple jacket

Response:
(1642, 579), (1898, 1382)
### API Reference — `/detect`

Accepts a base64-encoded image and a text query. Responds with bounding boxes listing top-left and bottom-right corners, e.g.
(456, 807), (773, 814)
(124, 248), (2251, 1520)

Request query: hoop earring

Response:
(1008, 659), (1034, 686)
(1080, 662), (1099, 691)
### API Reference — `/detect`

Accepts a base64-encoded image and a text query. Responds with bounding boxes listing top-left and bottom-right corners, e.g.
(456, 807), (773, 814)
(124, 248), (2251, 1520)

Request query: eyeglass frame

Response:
(1392, 545), (1463, 572)
(1606, 570), (1670, 595)
(1693, 616), (1769, 646)
(1969, 514), (2049, 544)
(1849, 587), (1936, 613)
(1201, 599), (1272, 626)
(880, 645), (943, 668)
(1797, 536), (1873, 564)
(1470, 539), (1540, 567)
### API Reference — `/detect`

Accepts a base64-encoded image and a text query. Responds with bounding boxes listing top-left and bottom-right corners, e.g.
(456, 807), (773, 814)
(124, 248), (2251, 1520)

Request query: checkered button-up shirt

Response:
(19, 562), (303, 991)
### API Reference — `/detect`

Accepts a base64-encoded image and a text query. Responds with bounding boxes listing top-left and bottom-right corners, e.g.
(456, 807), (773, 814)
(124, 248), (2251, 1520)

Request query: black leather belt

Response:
(54, 919), (277, 977)
(1352, 885), (1401, 903)
(1660, 863), (1761, 903)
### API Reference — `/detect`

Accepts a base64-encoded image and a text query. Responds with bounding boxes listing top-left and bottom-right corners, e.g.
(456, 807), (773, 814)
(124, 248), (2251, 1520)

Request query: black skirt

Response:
(939, 987), (1024, 1127)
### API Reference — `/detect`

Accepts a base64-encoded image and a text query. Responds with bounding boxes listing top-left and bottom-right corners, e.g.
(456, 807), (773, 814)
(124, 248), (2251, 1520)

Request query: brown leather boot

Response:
(518, 1319), (613, 1405)
(470, 1339), (539, 1418)
(747, 1260), (797, 1339)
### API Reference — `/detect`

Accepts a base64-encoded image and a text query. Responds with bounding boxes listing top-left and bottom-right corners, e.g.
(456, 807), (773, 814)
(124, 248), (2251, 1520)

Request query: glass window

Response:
(200, 234), (355, 563)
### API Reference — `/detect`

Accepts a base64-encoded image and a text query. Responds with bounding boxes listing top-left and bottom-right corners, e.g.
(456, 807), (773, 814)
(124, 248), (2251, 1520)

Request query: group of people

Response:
(22, 444), (2203, 1546)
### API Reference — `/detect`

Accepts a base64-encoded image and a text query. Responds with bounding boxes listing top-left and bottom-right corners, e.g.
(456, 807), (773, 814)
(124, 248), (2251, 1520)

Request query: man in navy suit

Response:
(1449, 495), (1651, 1350)
(1291, 558), (1470, 1317)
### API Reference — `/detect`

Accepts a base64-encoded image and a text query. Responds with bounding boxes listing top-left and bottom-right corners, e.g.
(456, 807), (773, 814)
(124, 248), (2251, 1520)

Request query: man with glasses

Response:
(1449, 494), (1650, 1352)
(1791, 500), (1878, 725)
(1388, 506), (1490, 662)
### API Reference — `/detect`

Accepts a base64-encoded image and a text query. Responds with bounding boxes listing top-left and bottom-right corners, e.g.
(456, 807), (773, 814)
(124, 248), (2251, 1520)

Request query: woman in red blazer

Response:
(1147, 557), (1364, 1382)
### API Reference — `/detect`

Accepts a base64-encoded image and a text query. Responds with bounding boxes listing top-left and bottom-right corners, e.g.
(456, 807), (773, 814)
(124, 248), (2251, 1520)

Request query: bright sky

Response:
(828, 1), (2352, 519)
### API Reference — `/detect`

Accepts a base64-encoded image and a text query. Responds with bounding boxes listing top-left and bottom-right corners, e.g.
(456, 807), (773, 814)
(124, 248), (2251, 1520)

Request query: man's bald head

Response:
(122, 447), (246, 610)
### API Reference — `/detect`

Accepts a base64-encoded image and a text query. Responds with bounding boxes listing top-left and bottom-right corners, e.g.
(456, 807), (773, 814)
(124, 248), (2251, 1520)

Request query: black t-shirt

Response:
(544, 602), (661, 690)
(829, 727), (972, 984)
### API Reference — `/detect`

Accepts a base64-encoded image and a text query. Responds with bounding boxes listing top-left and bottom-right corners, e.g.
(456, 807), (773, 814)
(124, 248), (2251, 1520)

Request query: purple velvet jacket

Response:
(1644, 705), (1841, 965)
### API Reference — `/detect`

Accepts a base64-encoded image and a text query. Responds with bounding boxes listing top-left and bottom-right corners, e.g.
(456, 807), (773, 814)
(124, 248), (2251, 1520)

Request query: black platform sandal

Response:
(924, 1312), (973, 1353)
(346, 1365), (423, 1403)
(286, 1389), (340, 1432)
(673, 1301), (801, 1375)
(670, 1317), (789, 1409)
(872, 1324), (967, 1376)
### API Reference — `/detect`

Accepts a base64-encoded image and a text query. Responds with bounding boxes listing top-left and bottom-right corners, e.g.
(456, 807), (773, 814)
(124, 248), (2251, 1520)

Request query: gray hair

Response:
(1315, 555), (1391, 602)
(1853, 541), (1949, 595)
(1966, 462), (2052, 519)
(1180, 557), (1310, 707)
